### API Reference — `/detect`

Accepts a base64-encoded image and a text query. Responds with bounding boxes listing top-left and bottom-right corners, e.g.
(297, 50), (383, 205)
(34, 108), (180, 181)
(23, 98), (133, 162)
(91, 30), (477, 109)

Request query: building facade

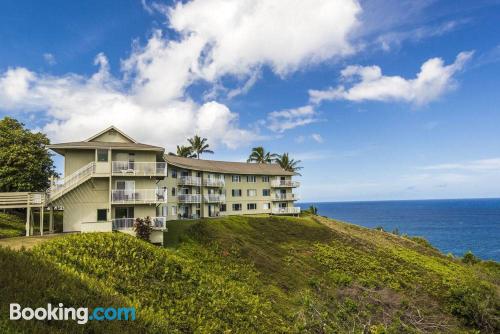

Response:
(47, 126), (300, 243)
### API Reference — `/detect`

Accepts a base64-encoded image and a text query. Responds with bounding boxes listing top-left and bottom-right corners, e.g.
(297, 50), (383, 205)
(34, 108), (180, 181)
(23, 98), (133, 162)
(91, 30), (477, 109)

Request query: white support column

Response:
(40, 206), (44, 236)
(30, 208), (34, 235)
(49, 206), (54, 233)
(25, 206), (31, 236)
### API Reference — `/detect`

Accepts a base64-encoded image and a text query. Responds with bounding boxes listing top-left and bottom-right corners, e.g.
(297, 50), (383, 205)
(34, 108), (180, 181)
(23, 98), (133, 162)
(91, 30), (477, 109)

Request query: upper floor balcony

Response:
(203, 194), (226, 203)
(178, 176), (202, 186)
(177, 194), (202, 203)
(112, 161), (167, 176)
(272, 193), (299, 201)
(271, 180), (300, 188)
(203, 178), (225, 187)
(111, 189), (167, 204)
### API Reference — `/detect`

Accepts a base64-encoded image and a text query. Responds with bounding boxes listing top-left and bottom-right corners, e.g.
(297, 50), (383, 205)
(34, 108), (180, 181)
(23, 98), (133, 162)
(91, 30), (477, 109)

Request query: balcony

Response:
(111, 189), (167, 204)
(112, 161), (167, 176)
(177, 194), (201, 203)
(271, 180), (300, 188)
(203, 194), (226, 203)
(271, 207), (301, 215)
(203, 178), (225, 187)
(178, 176), (201, 186)
(272, 193), (299, 201)
(112, 217), (167, 230)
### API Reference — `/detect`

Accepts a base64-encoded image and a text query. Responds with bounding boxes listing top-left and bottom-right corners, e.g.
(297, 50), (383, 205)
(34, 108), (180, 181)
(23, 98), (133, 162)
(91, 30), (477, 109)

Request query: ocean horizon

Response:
(298, 198), (500, 262)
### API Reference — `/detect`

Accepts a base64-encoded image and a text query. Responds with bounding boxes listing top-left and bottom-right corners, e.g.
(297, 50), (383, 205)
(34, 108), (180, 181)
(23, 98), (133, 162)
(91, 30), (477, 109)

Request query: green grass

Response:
(1, 214), (498, 333)
(0, 213), (25, 239)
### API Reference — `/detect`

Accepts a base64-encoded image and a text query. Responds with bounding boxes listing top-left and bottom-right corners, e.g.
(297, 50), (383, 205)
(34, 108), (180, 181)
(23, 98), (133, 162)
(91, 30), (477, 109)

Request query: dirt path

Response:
(0, 233), (68, 250)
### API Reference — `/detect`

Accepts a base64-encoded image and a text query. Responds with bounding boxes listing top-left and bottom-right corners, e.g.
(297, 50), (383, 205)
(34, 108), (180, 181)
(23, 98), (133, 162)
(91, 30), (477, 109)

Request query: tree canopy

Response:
(187, 135), (214, 159)
(247, 146), (277, 164)
(275, 153), (303, 175)
(0, 117), (57, 192)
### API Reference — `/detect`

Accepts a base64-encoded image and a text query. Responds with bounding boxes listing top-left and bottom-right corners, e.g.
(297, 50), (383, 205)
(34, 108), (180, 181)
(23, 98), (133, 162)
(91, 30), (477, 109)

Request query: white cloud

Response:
(0, 0), (363, 148)
(267, 105), (318, 133)
(168, 0), (361, 80)
(311, 133), (324, 143)
(420, 158), (500, 172)
(309, 51), (474, 105)
(43, 53), (57, 65)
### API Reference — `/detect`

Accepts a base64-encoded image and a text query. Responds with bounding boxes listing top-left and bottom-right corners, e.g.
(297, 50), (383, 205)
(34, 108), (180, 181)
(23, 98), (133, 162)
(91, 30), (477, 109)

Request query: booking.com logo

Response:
(10, 303), (136, 325)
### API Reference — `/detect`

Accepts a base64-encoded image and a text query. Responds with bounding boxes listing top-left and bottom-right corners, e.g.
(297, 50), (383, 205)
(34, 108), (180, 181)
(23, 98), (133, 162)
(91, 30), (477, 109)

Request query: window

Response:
(161, 206), (168, 217)
(247, 175), (256, 182)
(97, 149), (108, 162)
(171, 206), (177, 216)
(171, 187), (176, 196)
(247, 189), (257, 197)
(262, 176), (270, 182)
(232, 175), (241, 182)
(231, 189), (242, 197)
(263, 203), (270, 210)
(232, 203), (242, 211)
(247, 203), (257, 210)
(262, 189), (270, 196)
(220, 204), (227, 212)
(97, 209), (107, 221)
(171, 169), (177, 178)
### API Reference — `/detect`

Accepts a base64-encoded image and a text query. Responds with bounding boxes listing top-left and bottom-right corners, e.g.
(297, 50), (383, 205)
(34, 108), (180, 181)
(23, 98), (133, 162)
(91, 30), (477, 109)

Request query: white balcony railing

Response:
(273, 193), (299, 201)
(111, 189), (167, 203)
(271, 180), (300, 188)
(112, 217), (167, 230)
(271, 207), (301, 215)
(203, 178), (225, 187)
(177, 194), (201, 203)
(203, 194), (226, 203)
(112, 161), (167, 176)
(178, 176), (201, 186)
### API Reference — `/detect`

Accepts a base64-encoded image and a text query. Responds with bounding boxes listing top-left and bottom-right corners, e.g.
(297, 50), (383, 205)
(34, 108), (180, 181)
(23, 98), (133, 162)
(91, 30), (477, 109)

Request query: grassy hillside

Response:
(1, 215), (498, 333)
(0, 213), (25, 239)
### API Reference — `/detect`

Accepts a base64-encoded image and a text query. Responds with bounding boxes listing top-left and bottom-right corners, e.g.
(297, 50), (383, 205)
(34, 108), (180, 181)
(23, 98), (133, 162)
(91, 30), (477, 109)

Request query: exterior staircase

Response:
(47, 162), (96, 203)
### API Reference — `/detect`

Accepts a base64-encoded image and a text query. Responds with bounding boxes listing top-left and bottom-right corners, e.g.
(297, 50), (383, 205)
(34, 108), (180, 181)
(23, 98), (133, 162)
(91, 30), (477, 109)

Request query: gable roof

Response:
(85, 126), (137, 143)
(165, 155), (295, 176)
(47, 126), (163, 155)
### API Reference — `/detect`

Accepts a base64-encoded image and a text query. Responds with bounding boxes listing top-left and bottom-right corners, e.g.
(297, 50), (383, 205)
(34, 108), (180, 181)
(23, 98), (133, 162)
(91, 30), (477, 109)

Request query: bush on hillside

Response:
(133, 216), (152, 241)
(462, 251), (481, 265)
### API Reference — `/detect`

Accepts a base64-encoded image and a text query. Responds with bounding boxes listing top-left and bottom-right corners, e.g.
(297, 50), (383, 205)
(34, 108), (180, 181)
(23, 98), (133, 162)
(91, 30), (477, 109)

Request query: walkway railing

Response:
(273, 193), (299, 201)
(0, 192), (46, 209)
(48, 162), (95, 200)
(177, 194), (202, 203)
(203, 178), (225, 187)
(203, 194), (226, 203)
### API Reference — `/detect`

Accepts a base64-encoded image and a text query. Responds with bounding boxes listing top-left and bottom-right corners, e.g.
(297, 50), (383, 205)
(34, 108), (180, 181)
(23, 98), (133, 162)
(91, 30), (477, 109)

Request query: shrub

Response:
(133, 216), (152, 241)
(462, 251), (480, 265)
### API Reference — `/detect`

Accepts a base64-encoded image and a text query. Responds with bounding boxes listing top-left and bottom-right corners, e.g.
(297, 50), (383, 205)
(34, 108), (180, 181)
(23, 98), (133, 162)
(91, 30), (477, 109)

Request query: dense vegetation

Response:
(0, 214), (498, 333)
(0, 117), (57, 192)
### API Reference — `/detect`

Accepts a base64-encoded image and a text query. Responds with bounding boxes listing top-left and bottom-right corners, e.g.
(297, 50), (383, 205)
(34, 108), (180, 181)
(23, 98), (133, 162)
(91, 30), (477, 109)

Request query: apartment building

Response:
(43, 126), (300, 243)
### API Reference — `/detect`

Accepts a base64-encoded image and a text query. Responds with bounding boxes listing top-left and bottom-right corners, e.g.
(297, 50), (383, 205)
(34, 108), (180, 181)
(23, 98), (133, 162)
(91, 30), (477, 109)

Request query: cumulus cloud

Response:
(168, 0), (361, 80)
(309, 51), (474, 105)
(0, 0), (362, 149)
(267, 105), (318, 133)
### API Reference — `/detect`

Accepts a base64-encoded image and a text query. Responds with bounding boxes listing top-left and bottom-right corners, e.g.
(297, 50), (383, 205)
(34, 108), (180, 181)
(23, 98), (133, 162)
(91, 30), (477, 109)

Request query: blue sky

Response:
(1, 0), (499, 201)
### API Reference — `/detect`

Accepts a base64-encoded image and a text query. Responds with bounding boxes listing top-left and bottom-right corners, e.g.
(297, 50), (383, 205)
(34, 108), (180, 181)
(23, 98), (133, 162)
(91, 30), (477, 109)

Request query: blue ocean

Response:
(298, 198), (500, 261)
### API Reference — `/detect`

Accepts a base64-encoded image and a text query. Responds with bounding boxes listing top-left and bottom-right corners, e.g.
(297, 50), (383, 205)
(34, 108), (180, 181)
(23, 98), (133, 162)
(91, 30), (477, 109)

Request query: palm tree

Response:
(275, 153), (303, 175)
(247, 146), (277, 164)
(187, 135), (214, 159)
(176, 145), (195, 158)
